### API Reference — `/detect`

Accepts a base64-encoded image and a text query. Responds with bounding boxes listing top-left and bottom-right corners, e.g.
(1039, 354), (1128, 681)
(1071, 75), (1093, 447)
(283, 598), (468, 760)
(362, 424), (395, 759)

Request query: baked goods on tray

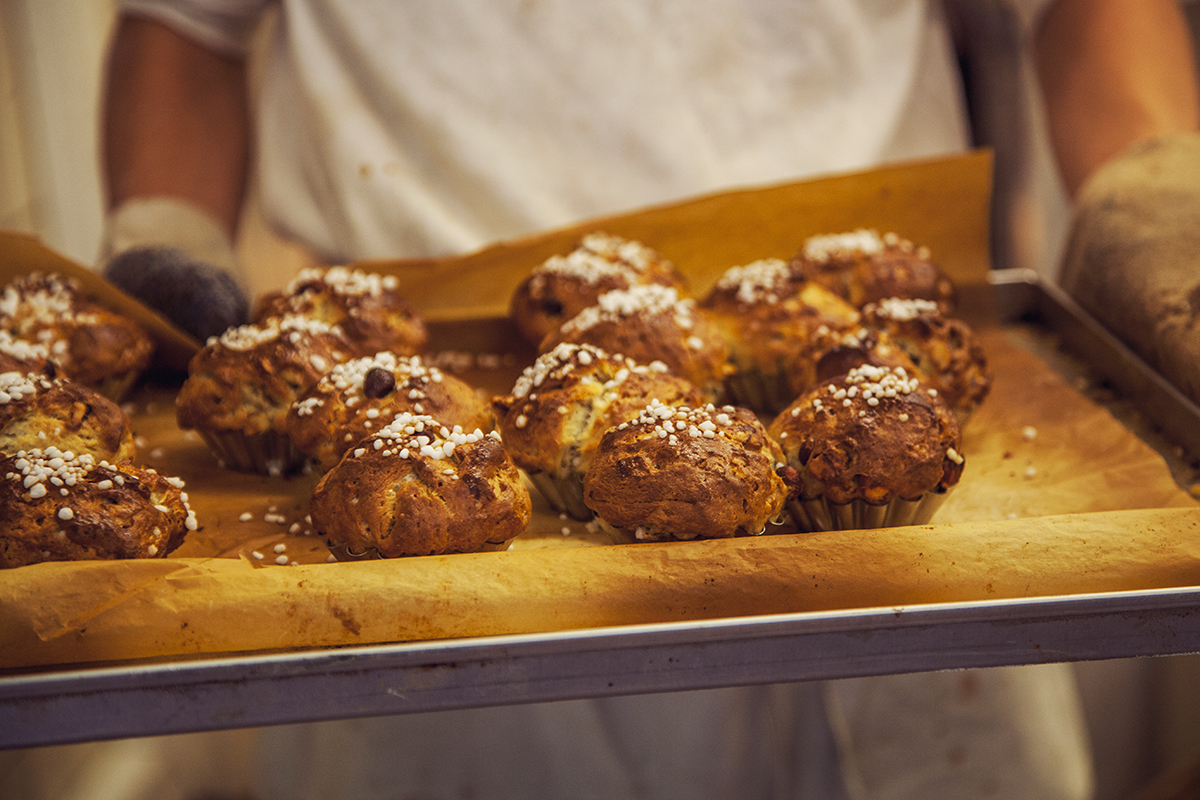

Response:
(285, 351), (494, 473)
(493, 342), (706, 519)
(0, 371), (136, 464)
(0, 272), (155, 401)
(790, 229), (956, 311)
(310, 412), (531, 558)
(0, 448), (196, 568)
(583, 401), (788, 543)
(857, 297), (992, 418)
(175, 314), (354, 476)
(539, 284), (732, 403)
(254, 265), (429, 358)
(510, 232), (687, 347)
(768, 364), (964, 532)
(699, 257), (861, 414)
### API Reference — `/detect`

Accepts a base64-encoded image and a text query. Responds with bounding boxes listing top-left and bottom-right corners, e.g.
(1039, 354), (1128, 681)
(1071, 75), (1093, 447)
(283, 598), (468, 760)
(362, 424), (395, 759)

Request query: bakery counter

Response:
(3, 272), (1200, 750)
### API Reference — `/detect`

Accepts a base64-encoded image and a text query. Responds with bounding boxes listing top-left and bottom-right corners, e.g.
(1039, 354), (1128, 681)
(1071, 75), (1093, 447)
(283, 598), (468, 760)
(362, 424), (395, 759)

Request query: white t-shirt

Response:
(123, 0), (980, 263)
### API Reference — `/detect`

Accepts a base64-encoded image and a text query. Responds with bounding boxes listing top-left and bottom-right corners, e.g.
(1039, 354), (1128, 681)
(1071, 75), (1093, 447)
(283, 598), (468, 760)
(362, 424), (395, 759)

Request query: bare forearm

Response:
(1034, 0), (1200, 197)
(103, 15), (251, 238)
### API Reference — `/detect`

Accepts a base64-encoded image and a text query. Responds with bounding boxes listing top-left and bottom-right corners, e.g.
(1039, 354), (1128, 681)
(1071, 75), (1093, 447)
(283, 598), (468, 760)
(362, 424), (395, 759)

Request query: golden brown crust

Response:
(540, 285), (731, 402)
(582, 402), (787, 542)
(510, 232), (687, 346)
(285, 352), (493, 472)
(176, 315), (352, 437)
(0, 272), (154, 401)
(790, 230), (955, 310)
(493, 343), (706, 480)
(254, 266), (428, 357)
(804, 326), (921, 397)
(0, 450), (195, 568)
(309, 414), (531, 557)
(859, 298), (992, 417)
(701, 259), (862, 411)
(768, 365), (964, 506)
(0, 372), (136, 463)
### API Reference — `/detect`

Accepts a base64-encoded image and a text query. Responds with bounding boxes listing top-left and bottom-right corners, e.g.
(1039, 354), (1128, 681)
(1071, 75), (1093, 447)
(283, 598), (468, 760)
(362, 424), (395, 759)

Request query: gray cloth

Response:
(1059, 133), (1200, 404)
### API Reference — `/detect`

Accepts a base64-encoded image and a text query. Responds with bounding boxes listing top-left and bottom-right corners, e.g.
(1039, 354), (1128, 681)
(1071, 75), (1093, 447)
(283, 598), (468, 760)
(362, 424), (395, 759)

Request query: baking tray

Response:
(3, 153), (1200, 750)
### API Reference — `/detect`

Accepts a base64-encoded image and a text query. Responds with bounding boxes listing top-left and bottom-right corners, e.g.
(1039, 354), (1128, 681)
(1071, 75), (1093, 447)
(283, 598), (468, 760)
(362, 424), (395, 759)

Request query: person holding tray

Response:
(15, 1), (1191, 800)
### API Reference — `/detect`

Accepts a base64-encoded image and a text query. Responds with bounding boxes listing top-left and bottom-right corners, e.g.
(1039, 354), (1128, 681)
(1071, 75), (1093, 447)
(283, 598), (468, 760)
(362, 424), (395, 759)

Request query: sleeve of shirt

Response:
(115, 0), (273, 57)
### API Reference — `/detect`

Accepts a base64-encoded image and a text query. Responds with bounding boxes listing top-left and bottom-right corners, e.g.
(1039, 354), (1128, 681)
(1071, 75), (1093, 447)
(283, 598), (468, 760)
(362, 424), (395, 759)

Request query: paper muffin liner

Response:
(325, 538), (512, 562)
(525, 471), (593, 521)
(723, 366), (802, 416)
(90, 370), (144, 405)
(784, 486), (953, 533)
(196, 428), (308, 477)
(593, 511), (788, 545)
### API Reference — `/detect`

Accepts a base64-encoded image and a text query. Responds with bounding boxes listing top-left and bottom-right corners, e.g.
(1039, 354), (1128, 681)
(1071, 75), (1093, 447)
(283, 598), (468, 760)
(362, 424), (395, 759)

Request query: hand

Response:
(99, 197), (249, 341)
(103, 246), (248, 342)
(1059, 133), (1200, 404)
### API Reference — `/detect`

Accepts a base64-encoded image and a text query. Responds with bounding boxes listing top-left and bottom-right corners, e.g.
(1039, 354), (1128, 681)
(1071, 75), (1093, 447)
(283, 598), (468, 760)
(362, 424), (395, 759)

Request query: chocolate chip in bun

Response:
(582, 400), (788, 543)
(0, 448), (196, 568)
(768, 364), (964, 532)
(492, 342), (706, 519)
(510, 232), (687, 347)
(254, 265), (428, 358)
(310, 412), (532, 559)
(285, 351), (493, 472)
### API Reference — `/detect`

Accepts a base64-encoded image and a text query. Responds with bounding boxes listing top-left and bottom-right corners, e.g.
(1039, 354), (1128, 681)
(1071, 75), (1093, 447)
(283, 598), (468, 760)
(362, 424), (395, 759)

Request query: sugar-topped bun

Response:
(176, 314), (353, 475)
(310, 412), (531, 558)
(858, 297), (991, 418)
(0, 448), (196, 568)
(0, 272), (155, 401)
(285, 351), (493, 472)
(540, 285), (731, 402)
(790, 230), (955, 310)
(0, 371), (136, 464)
(583, 401), (787, 543)
(493, 342), (706, 519)
(700, 258), (861, 413)
(806, 325), (921, 395)
(0, 331), (52, 376)
(510, 232), (687, 346)
(254, 266), (428, 357)
(768, 364), (964, 532)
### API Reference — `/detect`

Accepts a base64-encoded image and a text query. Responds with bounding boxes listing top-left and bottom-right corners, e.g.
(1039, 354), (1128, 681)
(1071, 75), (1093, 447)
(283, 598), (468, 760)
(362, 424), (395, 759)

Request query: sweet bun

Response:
(790, 229), (955, 311)
(510, 232), (687, 346)
(769, 364), (964, 531)
(0, 448), (196, 568)
(0, 272), (154, 401)
(176, 314), (353, 476)
(0, 371), (136, 464)
(310, 413), (531, 558)
(540, 285), (731, 402)
(583, 401), (787, 542)
(493, 342), (705, 519)
(254, 266), (428, 357)
(285, 351), (493, 472)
